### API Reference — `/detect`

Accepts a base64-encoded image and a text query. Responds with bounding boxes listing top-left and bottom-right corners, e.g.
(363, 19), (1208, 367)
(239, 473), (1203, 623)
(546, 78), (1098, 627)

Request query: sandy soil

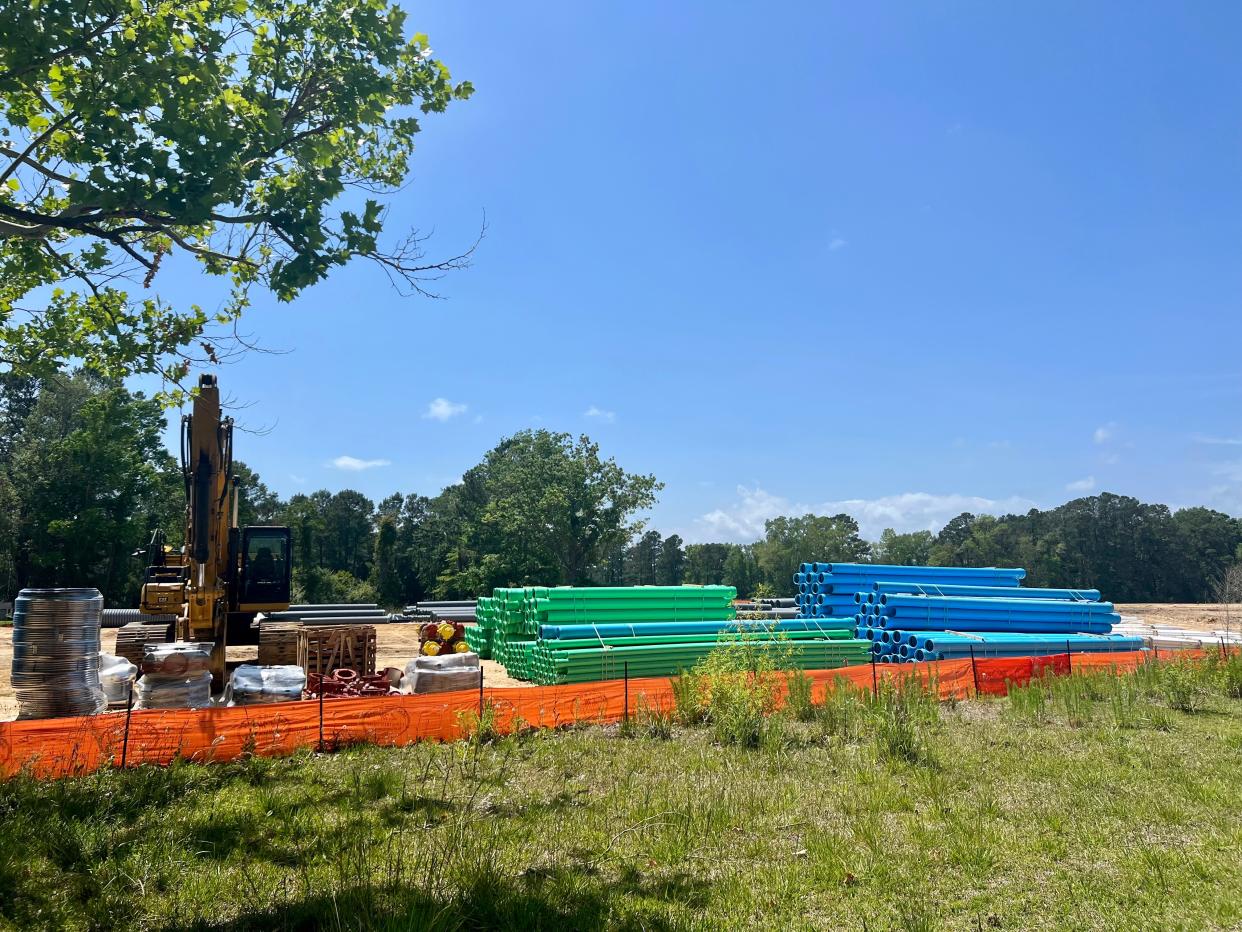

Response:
(2, 604), (1238, 721)
(1115, 603), (1242, 632)
(0, 623), (532, 722)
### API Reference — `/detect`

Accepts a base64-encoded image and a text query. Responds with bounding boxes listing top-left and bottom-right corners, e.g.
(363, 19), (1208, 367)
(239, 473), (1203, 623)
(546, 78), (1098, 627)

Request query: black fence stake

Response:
(623, 662), (629, 723)
(120, 679), (134, 769)
(871, 655), (878, 696)
(1066, 640), (1072, 674)
(478, 668), (485, 715)
(317, 676), (325, 753)
(969, 646), (980, 698)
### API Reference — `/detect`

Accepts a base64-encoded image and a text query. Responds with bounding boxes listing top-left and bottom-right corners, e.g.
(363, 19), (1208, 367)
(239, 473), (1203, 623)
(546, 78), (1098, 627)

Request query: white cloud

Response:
(692, 485), (1038, 544)
(423, 398), (467, 421)
(584, 405), (616, 423)
(1209, 460), (1242, 483)
(329, 455), (391, 472)
(1065, 476), (1096, 493)
(289, 474), (307, 485)
(1093, 422), (1117, 444)
(472, 414), (484, 424)
(828, 236), (848, 252)
(1192, 434), (1242, 446)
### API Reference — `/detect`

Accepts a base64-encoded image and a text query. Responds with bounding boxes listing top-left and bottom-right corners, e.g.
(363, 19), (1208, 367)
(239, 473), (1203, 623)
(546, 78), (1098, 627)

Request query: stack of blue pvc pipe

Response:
(850, 574), (1143, 663)
(793, 563), (1025, 620)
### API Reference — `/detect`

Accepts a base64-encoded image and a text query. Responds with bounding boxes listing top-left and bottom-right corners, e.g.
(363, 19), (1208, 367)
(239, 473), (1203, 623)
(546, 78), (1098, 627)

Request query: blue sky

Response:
(142, 1), (1242, 543)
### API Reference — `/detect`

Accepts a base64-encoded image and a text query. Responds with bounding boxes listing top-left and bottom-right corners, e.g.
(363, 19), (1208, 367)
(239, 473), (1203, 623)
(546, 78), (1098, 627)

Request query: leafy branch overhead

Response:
(0, 0), (474, 399)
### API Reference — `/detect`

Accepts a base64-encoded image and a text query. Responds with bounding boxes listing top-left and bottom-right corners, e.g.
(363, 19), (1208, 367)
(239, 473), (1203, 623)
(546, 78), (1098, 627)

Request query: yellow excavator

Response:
(137, 374), (292, 686)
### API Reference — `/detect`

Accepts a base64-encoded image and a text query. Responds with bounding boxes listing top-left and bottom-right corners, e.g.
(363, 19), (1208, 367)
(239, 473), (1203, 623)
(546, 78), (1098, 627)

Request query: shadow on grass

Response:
(165, 871), (691, 931)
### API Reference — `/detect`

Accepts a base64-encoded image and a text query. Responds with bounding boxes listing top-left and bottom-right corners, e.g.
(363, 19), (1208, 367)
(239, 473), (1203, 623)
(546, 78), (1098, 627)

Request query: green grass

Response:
(2, 660), (1242, 930)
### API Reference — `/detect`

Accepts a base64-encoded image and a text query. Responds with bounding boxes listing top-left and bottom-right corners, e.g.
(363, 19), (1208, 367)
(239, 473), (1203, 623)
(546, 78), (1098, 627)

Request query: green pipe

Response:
(538, 586), (736, 600)
(530, 609), (738, 624)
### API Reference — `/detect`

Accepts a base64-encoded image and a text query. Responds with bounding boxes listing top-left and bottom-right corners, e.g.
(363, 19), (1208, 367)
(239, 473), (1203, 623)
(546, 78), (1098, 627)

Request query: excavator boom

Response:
(140, 374), (292, 686)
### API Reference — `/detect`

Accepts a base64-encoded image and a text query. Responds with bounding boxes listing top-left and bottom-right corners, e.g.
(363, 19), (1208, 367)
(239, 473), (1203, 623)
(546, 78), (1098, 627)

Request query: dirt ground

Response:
(0, 622), (531, 722)
(1, 604), (1239, 722)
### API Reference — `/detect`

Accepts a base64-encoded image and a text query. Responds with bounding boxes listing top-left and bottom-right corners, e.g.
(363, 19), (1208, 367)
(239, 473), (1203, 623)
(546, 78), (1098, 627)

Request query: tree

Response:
(624, 530), (663, 585)
(1172, 507), (1242, 601)
(655, 534), (685, 585)
(371, 515), (401, 608)
(683, 543), (734, 586)
(233, 461), (281, 527)
(3, 372), (180, 603)
(469, 430), (661, 589)
(722, 544), (760, 598)
(753, 514), (870, 595)
(874, 528), (933, 566)
(0, 1), (473, 395)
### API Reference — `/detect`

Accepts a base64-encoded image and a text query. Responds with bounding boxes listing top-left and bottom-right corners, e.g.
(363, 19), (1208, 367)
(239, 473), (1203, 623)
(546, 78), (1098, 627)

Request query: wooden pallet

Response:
(257, 621), (302, 666)
(114, 622), (174, 666)
(297, 624), (376, 676)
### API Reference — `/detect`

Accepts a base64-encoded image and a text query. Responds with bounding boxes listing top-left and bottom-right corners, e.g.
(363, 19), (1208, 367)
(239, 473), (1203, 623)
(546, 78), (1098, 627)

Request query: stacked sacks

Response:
(134, 642), (214, 709)
(795, 563), (1025, 619)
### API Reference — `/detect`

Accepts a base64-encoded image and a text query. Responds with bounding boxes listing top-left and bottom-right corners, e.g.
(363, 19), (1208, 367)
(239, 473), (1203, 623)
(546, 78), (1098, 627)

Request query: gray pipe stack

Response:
(261, 603), (393, 625)
(405, 600), (477, 622)
(11, 588), (106, 719)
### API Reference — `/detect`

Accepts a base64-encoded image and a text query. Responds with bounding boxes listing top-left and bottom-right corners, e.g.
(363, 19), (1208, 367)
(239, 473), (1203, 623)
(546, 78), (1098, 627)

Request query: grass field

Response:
(2, 657), (1242, 931)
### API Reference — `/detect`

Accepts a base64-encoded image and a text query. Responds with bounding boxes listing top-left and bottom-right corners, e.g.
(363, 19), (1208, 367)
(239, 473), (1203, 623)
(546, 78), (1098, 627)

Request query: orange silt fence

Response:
(0, 649), (1205, 780)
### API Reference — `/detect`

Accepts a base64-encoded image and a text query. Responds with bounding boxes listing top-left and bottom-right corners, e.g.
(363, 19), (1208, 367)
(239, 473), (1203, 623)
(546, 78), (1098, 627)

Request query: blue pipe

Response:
(823, 562), (1027, 579)
(880, 595), (1115, 614)
(872, 582), (1101, 601)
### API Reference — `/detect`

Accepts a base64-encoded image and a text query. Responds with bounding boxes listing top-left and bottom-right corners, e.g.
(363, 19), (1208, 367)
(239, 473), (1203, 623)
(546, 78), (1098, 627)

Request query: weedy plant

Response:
(817, 680), (868, 742)
(1005, 680), (1050, 724)
(1156, 658), (1212, 714)
(456, 701), (501, 745)
(785, 670), (816, 722)
(868, 676), (940, 766)
(1050, 674), (1094, 727)
(621, 695), (674, 740)
(691, 626), (795, 748)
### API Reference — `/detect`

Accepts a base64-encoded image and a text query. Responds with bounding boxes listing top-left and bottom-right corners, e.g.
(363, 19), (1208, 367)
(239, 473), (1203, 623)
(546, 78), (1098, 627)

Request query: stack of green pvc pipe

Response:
(464, 596), (496, 658)
(533, 635), (871, 685)
(468, 585), (873, 685)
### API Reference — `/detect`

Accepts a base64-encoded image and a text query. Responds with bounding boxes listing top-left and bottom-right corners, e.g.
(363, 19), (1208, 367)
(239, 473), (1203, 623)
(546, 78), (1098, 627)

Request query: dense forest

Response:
(1, 375), (1239, 608)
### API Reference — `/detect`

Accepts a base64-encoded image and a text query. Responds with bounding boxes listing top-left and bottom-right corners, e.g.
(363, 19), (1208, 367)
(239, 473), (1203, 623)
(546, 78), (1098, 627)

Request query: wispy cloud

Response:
(1065, 476), (1096, 493)
(828, 236), (848, 252)
(692, 486), (1038, 544)
(584, 405), (616, 423)
(329, 455), (391, 472)
(289, 474), (307, 485)
(1093, 422), (1118, 444)
(423, 398), (467, 422)
(1192, 434), (1242, 446)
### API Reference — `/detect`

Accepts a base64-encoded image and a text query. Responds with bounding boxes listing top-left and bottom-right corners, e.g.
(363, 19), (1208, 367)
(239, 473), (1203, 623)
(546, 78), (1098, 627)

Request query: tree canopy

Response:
(0, 0), (472, 397)
(0, 375), (1237, 607)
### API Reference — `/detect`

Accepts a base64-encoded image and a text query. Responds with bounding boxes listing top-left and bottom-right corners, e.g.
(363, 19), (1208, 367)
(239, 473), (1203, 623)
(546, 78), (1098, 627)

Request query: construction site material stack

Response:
(471, 585), (870, 685)
(846, 570), (1144, 662)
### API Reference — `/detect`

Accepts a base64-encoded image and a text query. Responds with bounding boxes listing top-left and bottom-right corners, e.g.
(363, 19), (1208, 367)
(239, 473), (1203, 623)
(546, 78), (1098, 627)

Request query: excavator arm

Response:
(140, 374), (292, 687)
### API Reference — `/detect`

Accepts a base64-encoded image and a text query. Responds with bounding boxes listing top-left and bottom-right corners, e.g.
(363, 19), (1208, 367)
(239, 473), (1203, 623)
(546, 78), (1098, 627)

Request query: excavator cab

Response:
(238, 526), (292, 609)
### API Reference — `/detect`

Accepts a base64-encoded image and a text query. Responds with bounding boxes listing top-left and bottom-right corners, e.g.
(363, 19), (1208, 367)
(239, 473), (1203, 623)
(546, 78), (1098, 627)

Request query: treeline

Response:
(680, 504), (1242, 603)
(2, 375), (1239, 608)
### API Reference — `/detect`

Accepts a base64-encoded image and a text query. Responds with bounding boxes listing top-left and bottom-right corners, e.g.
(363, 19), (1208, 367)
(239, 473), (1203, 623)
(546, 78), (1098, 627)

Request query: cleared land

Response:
(0, 656), (1240, 930)
(0, 604), (1237, 721)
